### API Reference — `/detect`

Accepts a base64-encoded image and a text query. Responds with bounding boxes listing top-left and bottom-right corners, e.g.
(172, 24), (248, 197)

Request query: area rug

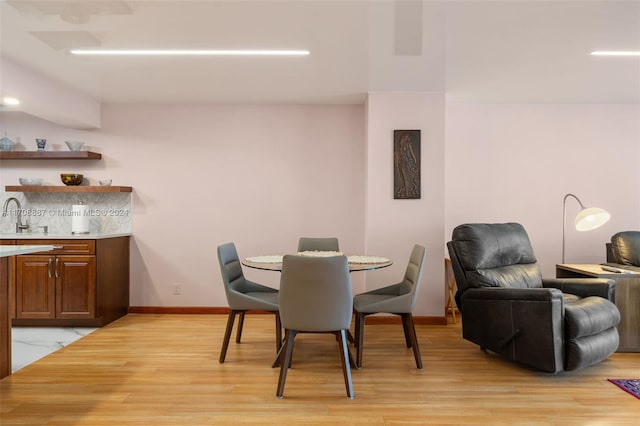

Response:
(608, 379), (640, 399)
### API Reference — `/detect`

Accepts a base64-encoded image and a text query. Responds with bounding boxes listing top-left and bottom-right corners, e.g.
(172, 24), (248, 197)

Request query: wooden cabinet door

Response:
(56, 256), (96, 319)
(15, 256), (56, 319)
(0, 256), (10, 378)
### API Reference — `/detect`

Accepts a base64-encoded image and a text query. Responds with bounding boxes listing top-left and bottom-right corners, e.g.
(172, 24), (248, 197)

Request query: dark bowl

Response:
(60, 173), (83, 186)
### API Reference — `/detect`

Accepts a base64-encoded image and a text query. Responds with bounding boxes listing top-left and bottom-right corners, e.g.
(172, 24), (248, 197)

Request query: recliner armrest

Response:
(542, 278), (615, 301)
(460, 286), (563, 302)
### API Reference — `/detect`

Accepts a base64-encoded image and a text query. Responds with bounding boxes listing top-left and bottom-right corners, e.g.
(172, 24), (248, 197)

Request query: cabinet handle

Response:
(55, 258), (60, 278)
(48, 258), (53, 278)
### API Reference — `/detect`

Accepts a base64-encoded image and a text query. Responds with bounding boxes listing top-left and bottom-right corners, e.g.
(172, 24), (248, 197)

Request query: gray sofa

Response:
(447, 223), (620, 373)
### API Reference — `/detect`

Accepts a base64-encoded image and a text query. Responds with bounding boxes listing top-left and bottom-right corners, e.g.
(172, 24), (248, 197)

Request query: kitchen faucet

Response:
(2, 197), (29, 233)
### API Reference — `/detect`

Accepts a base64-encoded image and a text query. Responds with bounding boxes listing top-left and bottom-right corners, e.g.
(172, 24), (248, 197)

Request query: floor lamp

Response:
(562, 193), (610, 263)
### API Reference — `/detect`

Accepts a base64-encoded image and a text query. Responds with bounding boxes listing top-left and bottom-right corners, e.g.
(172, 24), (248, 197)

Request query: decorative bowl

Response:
(99, 179), (112, 186)
(0, 136), (16, 152)
(64, 141), (85, 151)
(19, 177), (44, 186)
(61, 173), (83, 186)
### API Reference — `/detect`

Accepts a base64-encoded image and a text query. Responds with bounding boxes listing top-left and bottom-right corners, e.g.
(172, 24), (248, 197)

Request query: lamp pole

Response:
(562, 194), (583, 264)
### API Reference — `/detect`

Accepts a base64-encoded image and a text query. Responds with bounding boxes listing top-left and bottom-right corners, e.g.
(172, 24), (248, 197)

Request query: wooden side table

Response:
(444, 258), (459, 323)
(556, 263), (640, 353)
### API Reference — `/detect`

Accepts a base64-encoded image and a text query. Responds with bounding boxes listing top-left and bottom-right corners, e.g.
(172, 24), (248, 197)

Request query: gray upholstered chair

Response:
(276, 255), (354, 399)
(297, 237), (340, 252)
(353, 244), (426, 369)
(447, 223), (620, 373)
(217, 242), (282, 363)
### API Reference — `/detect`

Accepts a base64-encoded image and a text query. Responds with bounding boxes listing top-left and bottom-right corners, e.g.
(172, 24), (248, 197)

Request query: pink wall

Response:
(1, 105), (367, 307)
(102, 104), (367, 306)
(365, 92), (446, 316)
(445, 103), (640, 277)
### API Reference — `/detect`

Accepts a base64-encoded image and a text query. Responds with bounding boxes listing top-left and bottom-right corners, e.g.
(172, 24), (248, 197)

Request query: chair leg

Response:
(276, 329), (297, 399)
(272, 338), (295, 369)
(334, 331), (358, 369)
(355, 312), (365, 368)
(353, 313), (360, 347)
(275, 312), (283, 352)
(271, 313), (285, 368)
(346, 340), (358, 370)
(219, 310), (238, 363)
(235, 311), (246, 343)
(404, 313), (423, 369)
(336, 330), (354, 399)
(401, 313), (412, 348)
(272, 343), (283, 368)
(346, 329), (355, 344)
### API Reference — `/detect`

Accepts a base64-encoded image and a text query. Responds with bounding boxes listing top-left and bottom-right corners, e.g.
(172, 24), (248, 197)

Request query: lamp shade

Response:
(575, 207), (611, 231)
(562, 193), (611, 263)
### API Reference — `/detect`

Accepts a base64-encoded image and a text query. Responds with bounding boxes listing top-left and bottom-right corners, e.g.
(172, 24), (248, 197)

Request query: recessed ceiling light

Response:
(2, 97), (20, 106)
(590, 51), (640, 57)
(70, 49), (310, 56)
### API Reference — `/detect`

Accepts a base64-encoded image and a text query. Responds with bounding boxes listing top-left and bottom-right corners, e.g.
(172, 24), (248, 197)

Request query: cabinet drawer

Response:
(16, 240), (95, 255)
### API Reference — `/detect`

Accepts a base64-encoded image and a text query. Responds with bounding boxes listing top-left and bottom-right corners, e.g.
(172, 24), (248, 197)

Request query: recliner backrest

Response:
(449, 223), (543, 295)
(610, 231), (640, 266)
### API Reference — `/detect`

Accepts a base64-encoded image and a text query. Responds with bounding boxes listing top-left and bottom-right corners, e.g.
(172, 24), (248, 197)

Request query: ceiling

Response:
(1, 0), (639, 105)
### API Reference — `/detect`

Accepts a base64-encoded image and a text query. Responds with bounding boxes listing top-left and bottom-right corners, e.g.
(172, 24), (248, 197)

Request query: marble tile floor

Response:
(11, 327), (97, 372)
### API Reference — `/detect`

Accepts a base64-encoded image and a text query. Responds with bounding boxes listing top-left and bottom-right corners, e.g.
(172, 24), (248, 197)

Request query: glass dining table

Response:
(241, 252), (393, 272)
(241, 251), (392, 368)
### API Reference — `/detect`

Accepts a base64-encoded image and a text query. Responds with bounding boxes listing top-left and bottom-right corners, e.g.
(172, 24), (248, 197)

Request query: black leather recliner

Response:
(447, 223), (620, 373)
(607, 231), (640, 271)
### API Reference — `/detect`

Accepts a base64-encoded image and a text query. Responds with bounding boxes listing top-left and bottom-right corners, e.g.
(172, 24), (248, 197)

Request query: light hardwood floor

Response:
(1, 314), (638, 425)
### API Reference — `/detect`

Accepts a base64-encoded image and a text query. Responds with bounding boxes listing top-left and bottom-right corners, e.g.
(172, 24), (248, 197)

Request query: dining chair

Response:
(276, 255), (355, 399)
(297, 237), (340, 252)
(353, 244), (426, 369)
(217, 242), (282, 363)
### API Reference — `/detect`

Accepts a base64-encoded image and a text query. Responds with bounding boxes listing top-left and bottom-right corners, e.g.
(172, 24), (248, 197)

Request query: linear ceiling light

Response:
(70, 49), (310, 56)
(590, 51), (640, 57)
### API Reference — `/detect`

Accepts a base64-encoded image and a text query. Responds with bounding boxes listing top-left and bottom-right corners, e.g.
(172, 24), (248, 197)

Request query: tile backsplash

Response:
(0, 192), (131, 234)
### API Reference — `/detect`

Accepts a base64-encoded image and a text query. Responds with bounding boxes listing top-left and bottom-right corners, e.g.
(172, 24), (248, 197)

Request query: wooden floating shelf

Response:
(0, 151), (102, 160)
(5, 186), (132, 193)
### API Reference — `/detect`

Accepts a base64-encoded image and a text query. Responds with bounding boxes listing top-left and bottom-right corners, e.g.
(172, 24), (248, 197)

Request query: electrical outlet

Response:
(172, 283), (182, 295)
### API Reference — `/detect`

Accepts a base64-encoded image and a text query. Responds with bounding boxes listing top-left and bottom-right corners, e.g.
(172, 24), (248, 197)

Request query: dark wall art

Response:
(393, 129), (421, 199)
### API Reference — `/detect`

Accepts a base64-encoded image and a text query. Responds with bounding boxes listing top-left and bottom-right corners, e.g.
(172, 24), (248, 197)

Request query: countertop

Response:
(0, 245), (56, 257)
(0, 232), (132, 240)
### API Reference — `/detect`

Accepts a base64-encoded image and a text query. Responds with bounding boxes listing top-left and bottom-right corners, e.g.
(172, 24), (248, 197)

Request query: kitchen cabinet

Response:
(11, 237), (129, 327)
(15, 247), (96, 320)
(0, 240), (15, 379)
